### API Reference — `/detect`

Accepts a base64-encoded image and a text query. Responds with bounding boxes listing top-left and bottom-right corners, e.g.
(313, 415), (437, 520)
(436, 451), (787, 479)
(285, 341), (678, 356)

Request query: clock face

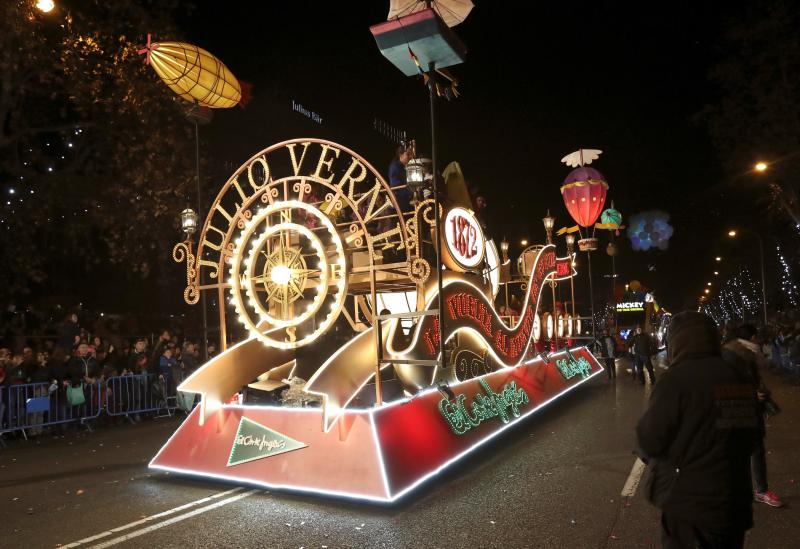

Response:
(192, 139), (411, 348)
(230, 200), (347, 349)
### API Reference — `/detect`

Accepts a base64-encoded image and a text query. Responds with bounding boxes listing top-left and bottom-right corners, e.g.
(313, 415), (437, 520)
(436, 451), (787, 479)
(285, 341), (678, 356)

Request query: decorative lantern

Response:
(606, 242), (618, 256)
(180, 207), (198, 236)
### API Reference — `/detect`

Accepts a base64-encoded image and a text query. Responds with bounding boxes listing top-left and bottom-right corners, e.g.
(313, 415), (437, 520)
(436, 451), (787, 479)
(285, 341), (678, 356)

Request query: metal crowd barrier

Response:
(105, 372), (193, 419)
(0, 381), (102, 439)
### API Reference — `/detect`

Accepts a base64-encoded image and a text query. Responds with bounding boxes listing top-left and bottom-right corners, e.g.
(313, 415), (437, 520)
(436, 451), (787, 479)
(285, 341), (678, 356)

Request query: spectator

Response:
(150, 330), (171, 374)
(629, 326), (656, 385)
(128, 338), (148, 375)
(159, 346), (177, 394)
(67, 342), (100, 404)
(723, 324), (784, 508)
(181, 341), (199, 374)
(57, 312), (80, 351)
(636, 311), (759, 549)
(596, 329), (617, 380)
(387, 142), (414, 211)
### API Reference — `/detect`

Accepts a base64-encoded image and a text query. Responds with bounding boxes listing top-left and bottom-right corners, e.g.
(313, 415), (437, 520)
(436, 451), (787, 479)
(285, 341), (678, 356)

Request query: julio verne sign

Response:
(438, 379), (530, 435)
(227, 417), (307, 466)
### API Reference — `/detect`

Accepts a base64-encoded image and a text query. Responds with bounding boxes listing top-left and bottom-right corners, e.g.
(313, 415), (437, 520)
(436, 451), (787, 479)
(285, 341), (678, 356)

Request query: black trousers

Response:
(661, 514), (744, 549)
(751, 437), (768, 493)
(604, 357), (616, 378)
(634, 354), (656, 384)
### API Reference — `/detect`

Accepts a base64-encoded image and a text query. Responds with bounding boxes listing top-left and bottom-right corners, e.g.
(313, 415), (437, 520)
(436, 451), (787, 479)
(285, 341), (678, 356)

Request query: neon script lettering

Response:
(555, 355), (593, 380)
(438, 379), (530, 435)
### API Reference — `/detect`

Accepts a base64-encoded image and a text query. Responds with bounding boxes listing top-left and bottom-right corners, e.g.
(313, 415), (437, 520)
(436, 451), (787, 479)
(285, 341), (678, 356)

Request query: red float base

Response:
(150, 347), (602, 502)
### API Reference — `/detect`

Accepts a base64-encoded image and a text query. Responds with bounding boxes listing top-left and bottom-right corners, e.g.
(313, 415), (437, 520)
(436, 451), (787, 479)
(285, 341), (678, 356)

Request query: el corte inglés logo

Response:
(227, 417), (307, 467)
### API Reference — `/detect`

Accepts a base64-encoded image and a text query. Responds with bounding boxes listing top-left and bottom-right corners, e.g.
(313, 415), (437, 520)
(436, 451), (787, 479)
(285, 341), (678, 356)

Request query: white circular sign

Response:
(444, 207), (485, 269)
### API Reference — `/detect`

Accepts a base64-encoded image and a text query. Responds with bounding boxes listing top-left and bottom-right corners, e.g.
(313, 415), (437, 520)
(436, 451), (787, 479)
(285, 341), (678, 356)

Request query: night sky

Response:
(173, 1), (753, 312)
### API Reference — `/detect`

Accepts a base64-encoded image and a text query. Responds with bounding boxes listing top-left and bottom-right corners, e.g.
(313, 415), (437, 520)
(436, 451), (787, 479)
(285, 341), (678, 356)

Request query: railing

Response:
(0, 372), (195, 440)
(0, 381), (103, 439)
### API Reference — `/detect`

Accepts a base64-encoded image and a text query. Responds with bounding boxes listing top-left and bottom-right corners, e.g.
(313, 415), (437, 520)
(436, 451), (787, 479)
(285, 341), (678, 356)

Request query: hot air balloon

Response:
(138, 35), (241, 109)
(561, 166), (608, 228)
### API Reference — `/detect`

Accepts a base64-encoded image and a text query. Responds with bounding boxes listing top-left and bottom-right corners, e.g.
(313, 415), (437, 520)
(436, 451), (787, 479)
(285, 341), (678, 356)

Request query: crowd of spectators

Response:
(0, 307), (211, 435)
(722, 317), (800, 377)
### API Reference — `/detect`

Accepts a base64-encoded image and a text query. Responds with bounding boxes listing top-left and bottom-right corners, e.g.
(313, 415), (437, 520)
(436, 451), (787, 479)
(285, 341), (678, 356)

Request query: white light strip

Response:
(369, 412), (392, 499)
(151, 354), (601, 503)
(148, 463), (394, 503)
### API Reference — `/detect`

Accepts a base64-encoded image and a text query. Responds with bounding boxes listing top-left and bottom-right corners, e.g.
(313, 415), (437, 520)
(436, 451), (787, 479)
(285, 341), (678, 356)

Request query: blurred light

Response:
(271, 265), (291, 285)
(36, 0), (54, 13)
(728, 230), (737, 237)
(707, 282), (712, 286)
(704, 289), (710, 294)
(754, 162), (768, 172)
(713, 271), (719, 275)
(8, 189), (14, 195)
(520, 239), (528, 246)
(715, 256), (722, 262)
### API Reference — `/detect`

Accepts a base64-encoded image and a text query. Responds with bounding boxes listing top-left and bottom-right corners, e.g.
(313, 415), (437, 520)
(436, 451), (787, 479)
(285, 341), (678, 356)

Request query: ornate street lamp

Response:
(180, 207), (199, 237)
(500, 237), (509, 262)
(564, 233), (577, 333)
(543, 210), (555, 245)
(178, 206), (207, 361)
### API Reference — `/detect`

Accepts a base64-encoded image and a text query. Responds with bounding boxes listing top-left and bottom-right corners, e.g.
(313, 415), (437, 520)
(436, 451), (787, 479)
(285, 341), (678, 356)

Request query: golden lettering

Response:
(214, 202), (235, 224)
(313, 144), (340, 183)
(285, 326), (297, 343)
(335, 157), (367, 200)
(287, 142), (312, 176)
(201, 223), (228, 252)
(354, 181), (390, 223)
(247, 156), (271, 192)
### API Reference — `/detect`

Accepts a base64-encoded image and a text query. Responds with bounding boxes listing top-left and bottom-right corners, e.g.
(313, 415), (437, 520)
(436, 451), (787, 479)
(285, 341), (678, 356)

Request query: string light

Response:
(776, 244), (799, 307)
(700, 268), (760, 325)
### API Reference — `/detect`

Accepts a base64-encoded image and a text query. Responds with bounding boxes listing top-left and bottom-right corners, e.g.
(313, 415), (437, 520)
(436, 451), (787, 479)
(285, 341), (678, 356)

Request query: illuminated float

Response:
(150, 138), (603, 502)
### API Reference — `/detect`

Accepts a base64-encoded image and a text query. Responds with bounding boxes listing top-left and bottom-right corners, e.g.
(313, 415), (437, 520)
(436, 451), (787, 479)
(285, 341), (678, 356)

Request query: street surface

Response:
(2, 355), (798, 549)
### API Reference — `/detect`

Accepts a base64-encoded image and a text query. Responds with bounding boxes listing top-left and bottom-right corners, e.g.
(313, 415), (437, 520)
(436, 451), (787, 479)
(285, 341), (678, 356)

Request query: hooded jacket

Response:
(636, 312), (759, 531)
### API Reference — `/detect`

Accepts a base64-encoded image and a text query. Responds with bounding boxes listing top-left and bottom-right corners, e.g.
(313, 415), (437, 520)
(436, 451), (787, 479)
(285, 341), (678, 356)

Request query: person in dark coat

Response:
(723, 324), (783, 508)
(636, 311), (759, 549)
(629, 326), (656, 385)
(595, 329), (617, 379)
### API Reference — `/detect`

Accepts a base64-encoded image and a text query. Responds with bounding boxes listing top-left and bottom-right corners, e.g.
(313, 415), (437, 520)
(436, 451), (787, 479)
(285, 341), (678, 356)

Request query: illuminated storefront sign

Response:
(444, 207), (485, 269)
(616, 301), (644, 312)
(438, 379), (530, 435)
(227, 417), (307, 466)
(556, 355), (593, 380)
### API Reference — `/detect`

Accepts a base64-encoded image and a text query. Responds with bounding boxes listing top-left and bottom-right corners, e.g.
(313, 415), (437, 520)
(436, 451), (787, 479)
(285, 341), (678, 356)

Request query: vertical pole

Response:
(587, 250), (596, 341)
(611, 239), (617, 333)
(195, 120), (209, 362)
(551, 281), (558, 350)
(430, 61), (445, 374)
(217, 284), (227, 352)
(757, 232), (767, 325)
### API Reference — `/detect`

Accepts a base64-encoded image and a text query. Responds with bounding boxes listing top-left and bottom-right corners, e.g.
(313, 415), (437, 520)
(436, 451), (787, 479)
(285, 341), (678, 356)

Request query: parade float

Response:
(145, 4), (602, 503)
(149, 138), (604, 502)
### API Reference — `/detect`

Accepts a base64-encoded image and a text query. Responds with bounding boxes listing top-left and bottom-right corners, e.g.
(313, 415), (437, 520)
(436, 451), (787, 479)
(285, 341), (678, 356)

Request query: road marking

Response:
(62, 487), (249, 548)
(85, 489), (257, 548)
(621, 458), (647, 497)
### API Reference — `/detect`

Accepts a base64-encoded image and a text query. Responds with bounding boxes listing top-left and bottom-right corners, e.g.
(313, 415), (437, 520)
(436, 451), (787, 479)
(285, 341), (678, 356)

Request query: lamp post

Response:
(728, 228), (768, 324)
(405, 157), (426, 205)
(543, 212), (557, 349)
(500, 237), (510, 312)
(179, 207), (208, 361)
(565, 233), (576, 335)
(543, 210), (555, 245)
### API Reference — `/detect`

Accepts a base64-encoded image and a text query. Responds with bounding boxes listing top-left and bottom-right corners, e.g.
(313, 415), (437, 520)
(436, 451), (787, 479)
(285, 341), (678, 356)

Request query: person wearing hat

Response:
(636, 311), (759, 549)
